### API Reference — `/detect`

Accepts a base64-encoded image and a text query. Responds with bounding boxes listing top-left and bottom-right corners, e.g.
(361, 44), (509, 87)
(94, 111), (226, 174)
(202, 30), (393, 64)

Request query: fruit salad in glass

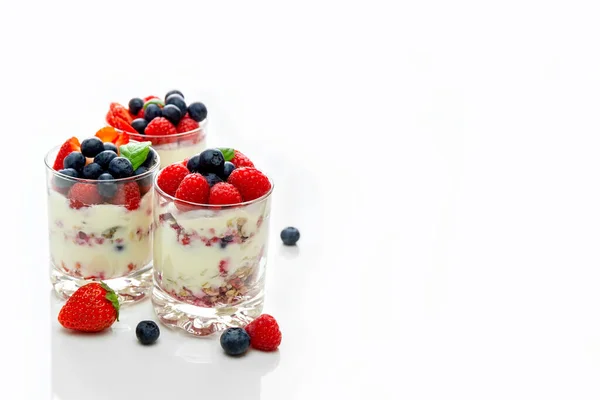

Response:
(152, 148), (273, 336)
(105, 90), (208, 166)
(45, 127), (160, 303)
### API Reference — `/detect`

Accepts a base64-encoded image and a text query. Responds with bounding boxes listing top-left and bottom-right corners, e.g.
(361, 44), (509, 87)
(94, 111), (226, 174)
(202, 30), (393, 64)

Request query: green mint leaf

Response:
(120, 141), (152, 170)
(218, 148), (235, 161)
(143, 98), (165, 110)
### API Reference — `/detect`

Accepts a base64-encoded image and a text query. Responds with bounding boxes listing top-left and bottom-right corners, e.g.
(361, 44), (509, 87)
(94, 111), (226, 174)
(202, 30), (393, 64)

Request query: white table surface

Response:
(3, 1), (600, 399)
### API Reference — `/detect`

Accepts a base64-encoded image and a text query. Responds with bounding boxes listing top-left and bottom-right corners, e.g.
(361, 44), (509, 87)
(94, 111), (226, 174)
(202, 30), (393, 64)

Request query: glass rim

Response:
(107, 117), (208, 139)
(44, 142), (161, 184)
(153, 171), (274, 209)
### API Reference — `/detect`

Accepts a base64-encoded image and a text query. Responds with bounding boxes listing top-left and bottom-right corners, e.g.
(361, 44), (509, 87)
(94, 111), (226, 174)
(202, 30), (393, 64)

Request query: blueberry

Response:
(128, 98), (144, 115)
(202, 173), (223, 187)
(142, 149), (157, 168)
(54, 168), (79, 189)
(97, 173), (117, 198)
(132, 118), (148, 135)
(165, 89), (184, 100)
(80, 137), (105, 158)
(165, 94), (186, 116)
(187, 149), (224, 175)
(115, 244), (125, 251)
(108, 157), (134, 178)
(103, 142), (118, 154)
(94, 150), (118, 170)
(136, 320), (160, 345)
(220, 327), (250, 356)
(82, 163), (104, 180)
(134, 165), (152, 187)
(280, 227), (300, 246)
(144, 104), (162, 121)
(162, 104), (182, 125)
(187, 102), (207, 122)
(220, 235), (234, 249)
(221, 161), (236, 181)
(63, 151), (86, 172)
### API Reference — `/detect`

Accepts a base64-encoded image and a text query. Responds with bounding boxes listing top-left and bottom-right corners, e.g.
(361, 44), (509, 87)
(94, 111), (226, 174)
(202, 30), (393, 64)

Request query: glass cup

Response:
(45, 146), (160, 304)
(151, 175), (274, 336)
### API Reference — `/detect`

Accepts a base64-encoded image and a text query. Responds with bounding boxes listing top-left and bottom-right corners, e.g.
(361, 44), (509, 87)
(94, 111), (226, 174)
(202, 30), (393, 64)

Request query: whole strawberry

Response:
(244, 314), (282, 351)
(58, 282), (120, 332)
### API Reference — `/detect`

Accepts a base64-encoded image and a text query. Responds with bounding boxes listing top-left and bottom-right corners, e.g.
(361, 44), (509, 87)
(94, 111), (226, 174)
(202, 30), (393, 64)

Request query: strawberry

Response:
(227, 167), (271, 201)
(146, 117), (177, 136)
(230, 150), (255, 168)
(106, 102), (135, 133)
(53, 137), (81, 170)
(68, 183), (102, 209)
(244, 314), (281, 351)
(58, 282), (120, 332)
(95, 126), (129, 147)
(209, 182), (242, 205)
(144, 95), (159, 102)
(176, 115), (200, 133)
(157, 164), (189, 196)
(111, 182), (141, 211)
(175, 173), (210, 205)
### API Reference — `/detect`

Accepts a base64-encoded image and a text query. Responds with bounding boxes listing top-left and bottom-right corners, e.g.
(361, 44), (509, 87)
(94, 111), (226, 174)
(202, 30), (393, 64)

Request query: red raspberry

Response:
(227, 167), (271, 201)
(111, 182), (141, 211)
(244, 314), (282, 351)
(230, 150), (255, 168)
(68, 183), (102, 209)
(209, 183), (242, 205)
(176, 115), (200, 133)
(175, 173), (210, 204)
(145, 117), (177, 136)
(157, 164), (189, 196)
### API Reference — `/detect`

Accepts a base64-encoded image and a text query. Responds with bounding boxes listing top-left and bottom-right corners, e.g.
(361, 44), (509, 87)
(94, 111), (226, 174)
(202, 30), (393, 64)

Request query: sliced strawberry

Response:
(95, 126), (119, 143)
(114, 132), (130, 147)
(112, 117), (135, 133)
(53, 137), (81, 170)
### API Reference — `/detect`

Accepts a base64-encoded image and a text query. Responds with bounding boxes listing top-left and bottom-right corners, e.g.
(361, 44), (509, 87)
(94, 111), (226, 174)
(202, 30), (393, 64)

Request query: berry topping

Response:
(144, 104), (163, 121)
(175, 173), (210, 204)
(162, 104), (182, 125)
(108, 157), (134, 178)
(144, 95), (159, 102)
(209, 182), (243, 205)
(97, 173), (117, 198)
(119, 141), (152, 170)
(53, 137), (81, 170)
(220, 327), (251, 356)
(202, 173), (223, 187)
(136, 321), (160, 345)
(94, 150), (118, 170)
(80, 137), (105, 158)
(165, 94), (186, 115)
(58, 282), (120, 333)
(165, 89), (184, 99)
(145, 117), (176, 135)
(106, 102), (134, 133)
(187, 102), (208, 122)
(128, 98), (144, 116)
(54, 168), (79, 190)
(81, 163), (104, 180)
(143, 98), (165, 110)
(67, 183), (102, 209)
(142, 150), (157, 168)
(227, 167), (271, 201)
(103, 142), (118, 154)
(280, 227), (300, 246)
(244, 314), (281, 352)
(230, 150), (255, 168)
(176, 115), (200, 133)
(157, 163), (189, 196)
(131, 118), (148, 134)
(95, 126), (129, 147)
(111, 181), (141, 211)
(187, 149), (225, 175)
(63, 151), (86, 172)
(221, 161), (236, 181)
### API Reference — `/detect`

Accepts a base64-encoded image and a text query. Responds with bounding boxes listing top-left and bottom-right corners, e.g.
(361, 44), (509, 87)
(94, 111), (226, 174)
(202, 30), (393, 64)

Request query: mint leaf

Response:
(218, 148), (235, 161)
(120, 141), (152, 170)
(143, 98), (165, 110)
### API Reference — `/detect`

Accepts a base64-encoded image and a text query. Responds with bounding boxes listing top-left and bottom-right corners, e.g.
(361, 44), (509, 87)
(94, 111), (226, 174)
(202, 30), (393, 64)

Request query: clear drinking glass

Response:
(45, 146), (160, 304)
(151, 175), (274, 336)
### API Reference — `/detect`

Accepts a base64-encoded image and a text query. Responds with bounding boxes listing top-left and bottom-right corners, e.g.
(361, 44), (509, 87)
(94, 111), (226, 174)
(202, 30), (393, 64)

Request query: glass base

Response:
(151, 284), (264, 336)
(50, 263), (153, 305)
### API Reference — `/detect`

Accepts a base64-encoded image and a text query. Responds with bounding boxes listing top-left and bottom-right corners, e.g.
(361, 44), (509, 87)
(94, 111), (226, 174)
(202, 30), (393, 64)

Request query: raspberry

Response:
(230, 150), (255, 168)
(176, 115), (200, 133)
(53, 137), (81, 170)
(157, 164), (189, 196)
(145, 117), (177, 135)
(227, 167), (271, 201)
(175, 173), (210, 204)
(68, 183), (102, 209)
(209, 183), (242, 205)
(111, 182), (141, 211)
(244, 314), (281, 352)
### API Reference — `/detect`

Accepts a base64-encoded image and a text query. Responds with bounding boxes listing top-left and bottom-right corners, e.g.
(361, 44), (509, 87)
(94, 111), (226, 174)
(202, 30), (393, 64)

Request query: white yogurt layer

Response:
(153, 198), (270, 297)
(48, 190), (154, 279)
(155, 136), (207, 166)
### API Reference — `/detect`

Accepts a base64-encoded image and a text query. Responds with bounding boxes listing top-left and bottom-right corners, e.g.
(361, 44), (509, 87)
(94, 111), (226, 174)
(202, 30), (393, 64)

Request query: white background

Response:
(2, 0), (600, 399)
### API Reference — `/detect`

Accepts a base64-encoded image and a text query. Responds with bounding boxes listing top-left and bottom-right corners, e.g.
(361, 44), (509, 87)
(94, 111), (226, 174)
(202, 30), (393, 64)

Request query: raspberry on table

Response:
(145, 117), (177, 135)
(244, 314), (282, 352)
(157, 164), (190, 196)
(227, 167), (271, 201)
